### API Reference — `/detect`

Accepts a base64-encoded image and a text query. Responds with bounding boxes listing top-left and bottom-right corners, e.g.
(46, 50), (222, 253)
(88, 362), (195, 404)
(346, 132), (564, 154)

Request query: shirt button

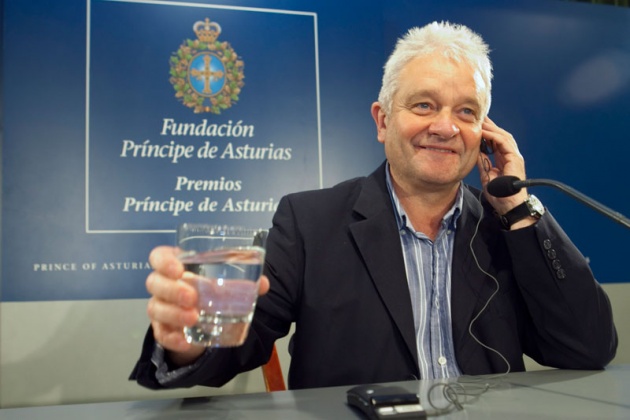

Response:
(438, 356), (447, 366)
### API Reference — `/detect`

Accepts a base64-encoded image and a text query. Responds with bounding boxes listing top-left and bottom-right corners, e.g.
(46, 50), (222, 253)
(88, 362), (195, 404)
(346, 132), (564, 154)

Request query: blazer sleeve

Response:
(504, 211), (618, 369)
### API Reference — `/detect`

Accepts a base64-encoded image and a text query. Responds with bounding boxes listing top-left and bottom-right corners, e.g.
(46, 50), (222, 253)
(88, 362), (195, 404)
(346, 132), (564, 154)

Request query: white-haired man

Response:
(131, 21), (617, 390)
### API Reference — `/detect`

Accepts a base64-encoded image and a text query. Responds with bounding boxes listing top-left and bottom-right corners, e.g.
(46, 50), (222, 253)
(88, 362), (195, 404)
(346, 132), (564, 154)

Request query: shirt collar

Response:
(385, 162), (463, 233)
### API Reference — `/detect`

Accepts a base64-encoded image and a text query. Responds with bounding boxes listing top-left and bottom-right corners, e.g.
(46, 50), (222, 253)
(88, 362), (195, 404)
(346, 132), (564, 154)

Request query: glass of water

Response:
(176, 224), (267, 347)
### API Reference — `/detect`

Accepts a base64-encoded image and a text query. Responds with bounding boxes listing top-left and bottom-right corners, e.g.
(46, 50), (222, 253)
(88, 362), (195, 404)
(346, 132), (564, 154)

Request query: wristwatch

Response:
(500, 194), (545, 229)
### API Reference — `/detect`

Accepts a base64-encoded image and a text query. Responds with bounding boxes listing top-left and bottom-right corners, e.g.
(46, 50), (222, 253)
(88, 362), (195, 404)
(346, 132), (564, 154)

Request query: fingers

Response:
(479, 117), (530, 214)
(146, 246), (198, 352)
(149, 246), (184, 279)
(146, 271), (197, 308)
(481, 117), (525, 179)
(151, 321), (207, 363)
(258, 275), (270, 296)
(483, 119), (522, 161)
(146, 293), (198, 327)
(152, 319), (207, 364)
(146, 275), (198, 350)
(151, 320), (195, 353)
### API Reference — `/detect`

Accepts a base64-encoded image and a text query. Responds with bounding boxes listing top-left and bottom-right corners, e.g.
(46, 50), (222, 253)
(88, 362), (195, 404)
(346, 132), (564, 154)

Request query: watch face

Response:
(527, 195), (545, 216)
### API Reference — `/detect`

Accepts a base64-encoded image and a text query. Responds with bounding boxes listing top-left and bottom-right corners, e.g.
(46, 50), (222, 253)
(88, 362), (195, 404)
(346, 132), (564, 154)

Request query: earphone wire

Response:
(425, 189), (511, 416)
(465, 189), (512, 379)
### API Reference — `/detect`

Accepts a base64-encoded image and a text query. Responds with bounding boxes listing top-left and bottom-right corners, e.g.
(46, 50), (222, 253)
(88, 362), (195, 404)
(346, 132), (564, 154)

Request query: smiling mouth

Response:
(421, 146), (455, 154)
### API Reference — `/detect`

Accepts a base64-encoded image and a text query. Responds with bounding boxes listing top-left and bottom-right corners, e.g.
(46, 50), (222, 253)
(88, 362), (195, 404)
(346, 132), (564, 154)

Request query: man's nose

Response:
(428, 111), (460, 139)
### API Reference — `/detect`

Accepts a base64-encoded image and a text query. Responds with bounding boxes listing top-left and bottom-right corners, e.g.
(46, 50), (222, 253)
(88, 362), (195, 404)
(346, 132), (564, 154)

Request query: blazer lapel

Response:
(348, 166), (419, 367)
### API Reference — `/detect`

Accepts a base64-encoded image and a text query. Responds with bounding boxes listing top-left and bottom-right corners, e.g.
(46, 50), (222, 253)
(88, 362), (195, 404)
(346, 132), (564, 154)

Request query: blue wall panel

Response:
(2, 0), (629, 301)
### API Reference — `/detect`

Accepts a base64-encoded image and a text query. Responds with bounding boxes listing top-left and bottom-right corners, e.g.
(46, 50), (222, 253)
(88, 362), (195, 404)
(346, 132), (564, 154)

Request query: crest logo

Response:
(169, 18), (245, 114)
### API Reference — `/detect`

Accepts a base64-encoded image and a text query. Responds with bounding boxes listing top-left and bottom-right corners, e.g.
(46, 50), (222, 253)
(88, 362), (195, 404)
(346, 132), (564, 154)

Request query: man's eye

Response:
(416, 103), (431, 110)
(460, 108), (479, 121)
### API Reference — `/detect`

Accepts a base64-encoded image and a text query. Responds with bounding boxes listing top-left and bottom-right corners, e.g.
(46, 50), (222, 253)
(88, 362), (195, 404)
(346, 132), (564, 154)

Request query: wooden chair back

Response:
(261, 344), (286, 392)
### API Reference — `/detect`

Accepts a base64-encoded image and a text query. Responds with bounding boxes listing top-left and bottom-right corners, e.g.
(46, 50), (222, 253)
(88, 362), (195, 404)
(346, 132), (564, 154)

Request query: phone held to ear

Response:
(480, 138), (494, 155)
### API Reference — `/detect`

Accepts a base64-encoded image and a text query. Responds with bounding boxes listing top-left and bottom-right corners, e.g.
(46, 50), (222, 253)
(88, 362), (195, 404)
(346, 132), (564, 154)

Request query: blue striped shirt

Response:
(385, 165), (463, 379)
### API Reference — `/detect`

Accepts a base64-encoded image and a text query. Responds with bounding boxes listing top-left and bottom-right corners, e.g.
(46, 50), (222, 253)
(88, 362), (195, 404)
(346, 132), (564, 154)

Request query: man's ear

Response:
(371, 102), (387, 144)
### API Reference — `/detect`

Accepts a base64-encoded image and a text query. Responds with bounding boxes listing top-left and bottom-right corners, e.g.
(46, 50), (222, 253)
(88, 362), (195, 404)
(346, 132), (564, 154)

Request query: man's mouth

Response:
(421, 146), (455, 154)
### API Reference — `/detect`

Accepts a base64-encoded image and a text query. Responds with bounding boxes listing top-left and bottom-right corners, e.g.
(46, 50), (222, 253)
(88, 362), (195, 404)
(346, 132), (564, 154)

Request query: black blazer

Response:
(131, 162), (617, 390)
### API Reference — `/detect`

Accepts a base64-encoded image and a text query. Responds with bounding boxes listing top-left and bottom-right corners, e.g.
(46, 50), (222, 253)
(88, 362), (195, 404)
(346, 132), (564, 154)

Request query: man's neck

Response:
(392, 181), (460, 241)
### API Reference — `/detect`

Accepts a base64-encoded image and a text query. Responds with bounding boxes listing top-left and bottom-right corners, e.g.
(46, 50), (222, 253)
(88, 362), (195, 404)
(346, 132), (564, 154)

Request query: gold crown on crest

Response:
(193, 18), (222, 43)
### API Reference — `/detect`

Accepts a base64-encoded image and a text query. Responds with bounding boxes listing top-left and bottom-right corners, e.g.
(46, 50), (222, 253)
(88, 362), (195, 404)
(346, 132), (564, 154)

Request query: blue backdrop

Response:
(2, 0), (629, 301)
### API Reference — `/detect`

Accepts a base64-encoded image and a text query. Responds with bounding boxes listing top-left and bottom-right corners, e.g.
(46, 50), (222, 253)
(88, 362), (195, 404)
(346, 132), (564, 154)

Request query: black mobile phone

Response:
(480, 138), (494, 155)
(347, 384), (426, 419)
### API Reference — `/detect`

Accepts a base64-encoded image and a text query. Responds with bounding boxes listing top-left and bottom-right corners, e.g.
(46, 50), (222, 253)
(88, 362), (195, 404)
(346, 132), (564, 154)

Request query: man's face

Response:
(372, 53), (484, 193)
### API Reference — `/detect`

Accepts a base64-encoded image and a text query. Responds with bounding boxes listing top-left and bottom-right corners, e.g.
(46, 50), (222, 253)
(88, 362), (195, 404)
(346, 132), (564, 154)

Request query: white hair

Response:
(378, 21), (493, 118)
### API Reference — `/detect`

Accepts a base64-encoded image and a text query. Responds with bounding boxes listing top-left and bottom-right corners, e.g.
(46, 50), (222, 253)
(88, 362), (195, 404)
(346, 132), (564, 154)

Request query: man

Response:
(131, 21), (617, 390)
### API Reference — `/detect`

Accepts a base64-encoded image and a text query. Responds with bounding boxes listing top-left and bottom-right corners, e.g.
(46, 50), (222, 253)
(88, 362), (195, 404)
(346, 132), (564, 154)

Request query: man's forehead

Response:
(397, 55), (484, 103)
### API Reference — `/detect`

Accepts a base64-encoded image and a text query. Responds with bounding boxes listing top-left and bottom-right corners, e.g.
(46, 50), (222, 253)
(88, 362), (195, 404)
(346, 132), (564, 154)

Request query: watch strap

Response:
(500, 195), (542, 229)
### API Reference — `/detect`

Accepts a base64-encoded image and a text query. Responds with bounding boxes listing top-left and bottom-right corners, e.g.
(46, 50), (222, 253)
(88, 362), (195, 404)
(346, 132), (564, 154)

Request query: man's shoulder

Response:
(284, 175), (367, 203)
(286, 163), (387, 203)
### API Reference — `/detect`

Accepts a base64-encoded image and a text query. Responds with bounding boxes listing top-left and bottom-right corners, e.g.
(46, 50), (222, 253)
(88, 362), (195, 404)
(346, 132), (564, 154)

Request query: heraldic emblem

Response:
(169, 18), (245, 114)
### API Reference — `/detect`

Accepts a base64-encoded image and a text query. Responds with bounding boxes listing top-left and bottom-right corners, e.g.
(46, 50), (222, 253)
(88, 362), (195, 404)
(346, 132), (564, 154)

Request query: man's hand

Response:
(476, 117), (537, 229)
(145, 246), (270, 366)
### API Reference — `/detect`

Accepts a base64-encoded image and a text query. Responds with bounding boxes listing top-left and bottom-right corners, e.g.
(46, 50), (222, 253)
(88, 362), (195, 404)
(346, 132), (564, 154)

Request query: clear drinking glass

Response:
(176, 224), (267, 347)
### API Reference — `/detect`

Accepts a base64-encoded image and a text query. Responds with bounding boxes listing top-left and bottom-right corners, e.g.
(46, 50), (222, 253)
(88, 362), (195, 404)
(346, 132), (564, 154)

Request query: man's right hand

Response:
(145, 246), (270, 367)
